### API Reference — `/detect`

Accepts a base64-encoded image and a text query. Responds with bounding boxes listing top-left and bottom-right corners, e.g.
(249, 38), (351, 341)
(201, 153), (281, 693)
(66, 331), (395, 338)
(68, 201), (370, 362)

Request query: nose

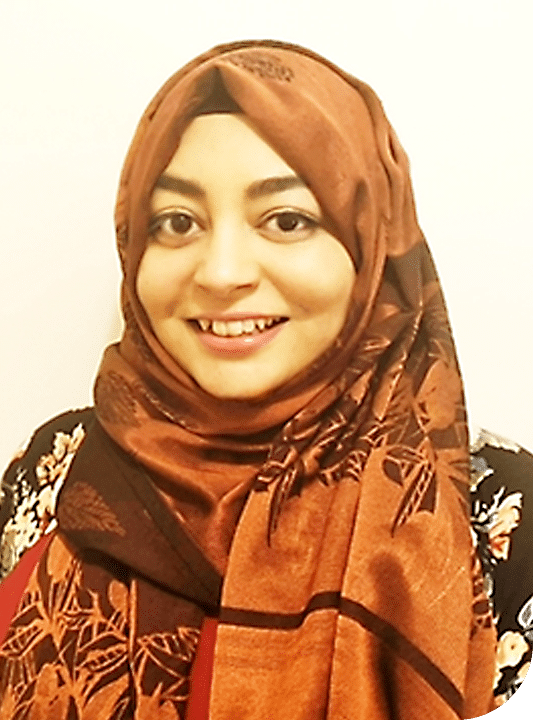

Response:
(193, 222), (260, 297)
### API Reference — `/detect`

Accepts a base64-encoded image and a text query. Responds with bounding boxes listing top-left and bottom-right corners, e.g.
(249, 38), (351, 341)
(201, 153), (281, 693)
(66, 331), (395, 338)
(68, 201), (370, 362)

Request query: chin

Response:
(202, 383), (276, 402)
(195, 372), (288, 402)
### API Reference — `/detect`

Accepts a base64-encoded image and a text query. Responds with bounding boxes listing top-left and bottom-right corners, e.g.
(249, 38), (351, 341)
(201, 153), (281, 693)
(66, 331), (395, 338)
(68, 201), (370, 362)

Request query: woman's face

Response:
(136, 114), (355, 399)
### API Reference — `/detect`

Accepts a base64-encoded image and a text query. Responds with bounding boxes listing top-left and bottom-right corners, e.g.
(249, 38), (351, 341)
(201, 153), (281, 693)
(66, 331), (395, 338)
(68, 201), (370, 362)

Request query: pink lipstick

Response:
(190, 316), (287, 356)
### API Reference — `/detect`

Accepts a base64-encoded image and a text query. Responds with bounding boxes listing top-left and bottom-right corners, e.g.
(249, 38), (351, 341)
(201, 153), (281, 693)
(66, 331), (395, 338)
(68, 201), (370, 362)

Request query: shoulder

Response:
(469, 426), (533, 572)
(0, 407), (95, 580)
(469, 428), (533, 705)
(470, 427), (533, 503)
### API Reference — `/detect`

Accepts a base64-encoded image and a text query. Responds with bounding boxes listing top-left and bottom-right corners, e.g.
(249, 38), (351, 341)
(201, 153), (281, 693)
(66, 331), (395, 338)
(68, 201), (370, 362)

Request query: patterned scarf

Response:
(0, 41), (496, 719)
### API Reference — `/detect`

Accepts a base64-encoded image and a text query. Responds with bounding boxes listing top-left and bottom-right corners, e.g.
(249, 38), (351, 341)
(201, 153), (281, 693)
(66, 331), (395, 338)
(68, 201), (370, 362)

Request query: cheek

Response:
(136, 249), (184, 320)
(136, 255), (159, 320)
(273, 241), (355, 316)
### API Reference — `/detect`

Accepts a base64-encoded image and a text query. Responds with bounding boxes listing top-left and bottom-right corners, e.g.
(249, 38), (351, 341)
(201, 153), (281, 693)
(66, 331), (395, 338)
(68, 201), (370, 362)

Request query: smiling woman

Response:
(137, 113), (355, 399)
(0, 41), (497, 720)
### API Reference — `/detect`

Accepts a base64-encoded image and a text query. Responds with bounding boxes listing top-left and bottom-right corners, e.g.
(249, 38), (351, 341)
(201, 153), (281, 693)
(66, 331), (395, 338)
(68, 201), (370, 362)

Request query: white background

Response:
(0, 2), (532, 713)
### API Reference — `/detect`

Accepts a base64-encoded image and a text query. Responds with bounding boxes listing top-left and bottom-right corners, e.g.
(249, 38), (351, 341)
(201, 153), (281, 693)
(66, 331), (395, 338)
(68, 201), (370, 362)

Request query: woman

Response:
(0, 41), (496, 718)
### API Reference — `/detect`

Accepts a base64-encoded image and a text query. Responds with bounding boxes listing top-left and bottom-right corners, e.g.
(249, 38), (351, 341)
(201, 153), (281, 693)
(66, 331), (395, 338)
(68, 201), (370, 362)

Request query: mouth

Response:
(189, 316), (288, 337)
(187, 315), (289, 357)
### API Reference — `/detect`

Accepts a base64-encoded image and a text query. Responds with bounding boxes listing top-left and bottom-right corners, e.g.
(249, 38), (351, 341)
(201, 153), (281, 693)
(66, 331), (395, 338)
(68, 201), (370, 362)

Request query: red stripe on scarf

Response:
(186, 616), (218, 720)
(0, 534), (52, 645)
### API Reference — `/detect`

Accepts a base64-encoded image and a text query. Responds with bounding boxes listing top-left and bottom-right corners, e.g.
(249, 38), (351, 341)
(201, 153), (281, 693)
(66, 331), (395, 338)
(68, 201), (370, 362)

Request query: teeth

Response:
(242, 319), (256, 333)
(212, 320), (229, 337)
(197, 317), (283, 337)
(227, 320), (245, 337)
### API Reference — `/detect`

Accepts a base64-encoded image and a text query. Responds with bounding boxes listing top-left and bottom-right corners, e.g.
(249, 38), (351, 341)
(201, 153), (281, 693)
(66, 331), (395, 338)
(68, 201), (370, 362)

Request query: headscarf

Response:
(0, 41), (496, 720)
(94, 39), (442, 561)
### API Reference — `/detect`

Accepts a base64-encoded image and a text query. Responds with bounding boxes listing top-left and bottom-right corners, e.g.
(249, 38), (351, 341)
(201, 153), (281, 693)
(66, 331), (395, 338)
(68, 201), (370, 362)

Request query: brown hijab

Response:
(87, 40), (496, 717)
(96, 41), (427, 544)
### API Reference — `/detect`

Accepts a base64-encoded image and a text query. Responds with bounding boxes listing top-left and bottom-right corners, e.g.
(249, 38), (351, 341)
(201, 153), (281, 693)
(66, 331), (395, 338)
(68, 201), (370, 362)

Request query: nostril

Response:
(193, 258), (261, 295)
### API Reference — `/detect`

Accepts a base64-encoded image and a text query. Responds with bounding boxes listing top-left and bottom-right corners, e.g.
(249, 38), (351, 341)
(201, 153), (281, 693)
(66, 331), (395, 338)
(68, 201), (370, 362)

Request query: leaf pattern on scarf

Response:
(133, 629), (198, 707)
(0, 535), (200, 720)
(392, 466), (438, 534)
(262, 339), (466, 539)
(253, 244), (469, 541)
(94, 370), (142, 427)
(59, 481), (127, 536)
(383, 445), (426, 486)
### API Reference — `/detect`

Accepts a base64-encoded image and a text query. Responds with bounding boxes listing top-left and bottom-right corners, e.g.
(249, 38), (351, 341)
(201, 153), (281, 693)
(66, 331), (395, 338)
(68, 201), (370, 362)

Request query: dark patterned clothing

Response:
(0, 410), (219, 720)
(2, 414), (529, 717)
(30, 41), (494, 720)
(470, 428), (533, 707)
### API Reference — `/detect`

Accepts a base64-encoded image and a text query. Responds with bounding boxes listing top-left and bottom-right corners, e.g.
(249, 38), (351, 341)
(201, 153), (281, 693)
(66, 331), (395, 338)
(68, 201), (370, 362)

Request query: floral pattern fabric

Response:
(0, 533), (199, 720)
(1, 414), (532, 715)
(470, 428), (533, 707)
(0, 410), (209, 720)
(0, 410), (90, 580)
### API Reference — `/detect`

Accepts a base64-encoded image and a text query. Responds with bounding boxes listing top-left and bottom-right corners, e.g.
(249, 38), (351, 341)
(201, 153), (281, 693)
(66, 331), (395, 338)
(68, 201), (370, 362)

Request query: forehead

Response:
(160, 113), (296, 182)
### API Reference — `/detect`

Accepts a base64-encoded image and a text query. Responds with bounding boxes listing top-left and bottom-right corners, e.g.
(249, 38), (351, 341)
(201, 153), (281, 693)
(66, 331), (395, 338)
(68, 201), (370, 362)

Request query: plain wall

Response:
(2, 0), (532, 453)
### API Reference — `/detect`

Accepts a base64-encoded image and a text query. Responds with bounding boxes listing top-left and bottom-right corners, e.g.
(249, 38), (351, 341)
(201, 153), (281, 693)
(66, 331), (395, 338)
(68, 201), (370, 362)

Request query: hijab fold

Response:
(0, 40), (495, 719)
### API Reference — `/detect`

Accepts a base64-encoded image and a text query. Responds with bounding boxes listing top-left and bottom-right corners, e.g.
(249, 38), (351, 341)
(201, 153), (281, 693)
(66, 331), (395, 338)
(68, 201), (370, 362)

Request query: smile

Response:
(191, 316), (287, 337)
(189, 315), (288, 356)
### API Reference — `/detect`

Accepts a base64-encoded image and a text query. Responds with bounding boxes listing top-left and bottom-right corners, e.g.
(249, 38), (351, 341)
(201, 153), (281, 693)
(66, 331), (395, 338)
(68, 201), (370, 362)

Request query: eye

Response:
(149, 209), (202, 246)
(260, 210), (319, 240)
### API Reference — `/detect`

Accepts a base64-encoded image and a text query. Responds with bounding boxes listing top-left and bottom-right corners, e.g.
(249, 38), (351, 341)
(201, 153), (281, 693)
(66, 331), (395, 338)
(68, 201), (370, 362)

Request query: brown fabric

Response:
(0, 414), (220, 720)
(96, 39), (431, 563)
(1, 40), (496, 718)
(0, 532), (201, 719)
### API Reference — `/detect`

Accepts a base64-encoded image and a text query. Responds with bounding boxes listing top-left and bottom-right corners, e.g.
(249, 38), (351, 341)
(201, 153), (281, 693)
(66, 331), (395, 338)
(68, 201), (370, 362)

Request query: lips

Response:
(189, 315), (288, 355)
(193, 316), (286, 337)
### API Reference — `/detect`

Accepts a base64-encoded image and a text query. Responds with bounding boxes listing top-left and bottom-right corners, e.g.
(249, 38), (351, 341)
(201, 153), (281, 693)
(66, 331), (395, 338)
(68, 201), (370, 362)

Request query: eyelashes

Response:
(260, 210), (318, 235)
(148, 209), (202, 244)
(148, 207), (320, 247)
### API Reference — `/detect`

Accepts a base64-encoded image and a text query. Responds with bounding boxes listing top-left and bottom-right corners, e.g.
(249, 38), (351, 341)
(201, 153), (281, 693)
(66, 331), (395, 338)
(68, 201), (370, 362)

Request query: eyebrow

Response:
(155, 173), (307, 200)
(155, 174), (205, 198)
(246, 175), (307, 198)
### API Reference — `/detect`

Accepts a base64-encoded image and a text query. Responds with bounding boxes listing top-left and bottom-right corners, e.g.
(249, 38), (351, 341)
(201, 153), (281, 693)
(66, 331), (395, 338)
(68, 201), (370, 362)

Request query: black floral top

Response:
(470, 427), (533, 708)
(0, 413), (532, 712)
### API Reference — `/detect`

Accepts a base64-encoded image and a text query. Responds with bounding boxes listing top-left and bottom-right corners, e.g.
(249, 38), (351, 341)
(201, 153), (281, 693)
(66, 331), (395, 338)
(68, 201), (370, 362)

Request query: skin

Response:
(136, 113), (355, 400)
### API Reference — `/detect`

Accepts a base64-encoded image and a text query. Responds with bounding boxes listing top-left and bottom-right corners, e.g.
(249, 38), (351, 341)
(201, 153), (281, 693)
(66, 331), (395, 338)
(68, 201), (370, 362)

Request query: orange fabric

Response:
(92, 40), (496, 717)
(0, 41), (497, 719)
(95, 40), (427, 557)
(0, 530), (203, 719)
